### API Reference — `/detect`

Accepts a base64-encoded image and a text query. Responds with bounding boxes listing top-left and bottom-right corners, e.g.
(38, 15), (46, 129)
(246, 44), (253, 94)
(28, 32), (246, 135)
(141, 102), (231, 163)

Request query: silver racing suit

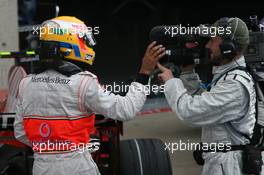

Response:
(14, 69), (147, 175)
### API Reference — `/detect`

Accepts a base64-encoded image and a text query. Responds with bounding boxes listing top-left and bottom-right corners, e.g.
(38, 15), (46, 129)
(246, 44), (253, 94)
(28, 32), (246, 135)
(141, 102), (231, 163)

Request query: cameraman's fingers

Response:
(146, 41), (157, 52)
(157, 62), (168, 72)
(155, 51), (166, 61)
(153, 47), (165, 58)
(149, 45), (163, 55)
(158, 73), (165, 82)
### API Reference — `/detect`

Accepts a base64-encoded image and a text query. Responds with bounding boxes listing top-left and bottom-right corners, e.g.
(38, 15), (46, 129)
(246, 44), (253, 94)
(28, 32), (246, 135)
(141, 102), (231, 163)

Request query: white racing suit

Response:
(165, 56), (258, 175)
(14, 69), (147, 175)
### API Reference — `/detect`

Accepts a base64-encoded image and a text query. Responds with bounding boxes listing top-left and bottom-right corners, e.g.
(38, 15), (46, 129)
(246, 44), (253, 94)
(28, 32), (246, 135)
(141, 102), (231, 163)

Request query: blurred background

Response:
(1, 1), (264, 174)
(14, 0), (264, 84)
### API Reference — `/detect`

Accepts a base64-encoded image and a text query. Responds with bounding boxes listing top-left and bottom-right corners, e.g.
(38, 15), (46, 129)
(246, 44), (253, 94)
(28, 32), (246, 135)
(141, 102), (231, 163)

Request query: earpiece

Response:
(219, 17), (239, 60)
(220, 39), (237, 59)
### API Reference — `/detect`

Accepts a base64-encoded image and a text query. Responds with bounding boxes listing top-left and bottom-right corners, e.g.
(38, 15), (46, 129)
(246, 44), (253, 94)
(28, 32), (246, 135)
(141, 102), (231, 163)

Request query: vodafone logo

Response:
(39, 123), (51, 138)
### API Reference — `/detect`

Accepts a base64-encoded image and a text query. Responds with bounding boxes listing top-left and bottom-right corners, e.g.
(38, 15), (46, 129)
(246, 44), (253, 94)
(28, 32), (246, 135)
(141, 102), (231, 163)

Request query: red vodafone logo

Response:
(39, 123), (51, 138)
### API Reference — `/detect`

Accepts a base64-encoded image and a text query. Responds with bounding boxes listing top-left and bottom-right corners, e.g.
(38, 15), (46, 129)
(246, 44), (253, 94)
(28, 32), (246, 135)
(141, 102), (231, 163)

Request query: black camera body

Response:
(149, 17), (264, 71)
(149, 25), (209, 66)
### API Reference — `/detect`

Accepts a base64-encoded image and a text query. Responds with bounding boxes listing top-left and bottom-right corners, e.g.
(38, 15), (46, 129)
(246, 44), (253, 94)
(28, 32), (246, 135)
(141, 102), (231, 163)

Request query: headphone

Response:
(218, 17), (239, 60)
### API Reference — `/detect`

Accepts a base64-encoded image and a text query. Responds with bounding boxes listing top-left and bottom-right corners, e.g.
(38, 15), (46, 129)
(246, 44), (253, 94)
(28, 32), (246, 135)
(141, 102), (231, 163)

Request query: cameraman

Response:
(157, 17), (257, 175)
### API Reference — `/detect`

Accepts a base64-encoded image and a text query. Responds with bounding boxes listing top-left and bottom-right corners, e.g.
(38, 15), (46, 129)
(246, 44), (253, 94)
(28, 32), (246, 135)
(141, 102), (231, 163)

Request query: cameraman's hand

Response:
(139, 41), (166, 75)
(157, 62), (174, 82)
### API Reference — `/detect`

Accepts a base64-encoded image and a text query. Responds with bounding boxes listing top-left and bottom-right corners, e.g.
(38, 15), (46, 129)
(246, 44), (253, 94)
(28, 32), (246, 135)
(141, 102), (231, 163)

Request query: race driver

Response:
(14, 16), (165, 175)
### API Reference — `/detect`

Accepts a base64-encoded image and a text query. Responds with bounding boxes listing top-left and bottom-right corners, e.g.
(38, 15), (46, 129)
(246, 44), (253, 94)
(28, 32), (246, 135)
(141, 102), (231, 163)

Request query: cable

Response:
(231, 17), (239, 41)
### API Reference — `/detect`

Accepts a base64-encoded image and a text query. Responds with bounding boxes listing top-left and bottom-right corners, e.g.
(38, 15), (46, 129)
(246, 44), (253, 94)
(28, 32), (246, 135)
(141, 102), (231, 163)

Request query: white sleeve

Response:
(164, 78), (247, 126)
(179, 71), (203, 95)
(14, 91), (31, 146)
(84, 77), (147, 121)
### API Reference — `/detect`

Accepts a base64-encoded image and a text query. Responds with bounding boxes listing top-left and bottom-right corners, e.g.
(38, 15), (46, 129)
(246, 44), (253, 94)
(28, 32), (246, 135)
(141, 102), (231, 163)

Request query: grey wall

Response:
(0, 0), (18, 89)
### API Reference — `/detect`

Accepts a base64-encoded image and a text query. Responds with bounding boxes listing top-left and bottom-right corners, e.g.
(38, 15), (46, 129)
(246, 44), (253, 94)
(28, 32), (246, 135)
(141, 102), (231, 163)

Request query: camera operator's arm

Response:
(157, 63), (247, 127)
(158, 63), (203, 96)
(179, 65), (203, 95)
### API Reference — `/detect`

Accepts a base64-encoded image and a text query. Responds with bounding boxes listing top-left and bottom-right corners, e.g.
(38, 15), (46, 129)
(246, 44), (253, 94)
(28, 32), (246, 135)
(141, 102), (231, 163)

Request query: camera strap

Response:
(206, 66), (248, 91)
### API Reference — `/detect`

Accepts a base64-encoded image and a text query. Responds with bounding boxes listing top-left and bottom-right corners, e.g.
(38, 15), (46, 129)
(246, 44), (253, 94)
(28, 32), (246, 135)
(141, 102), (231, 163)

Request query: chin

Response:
(210, 57), (221, 66)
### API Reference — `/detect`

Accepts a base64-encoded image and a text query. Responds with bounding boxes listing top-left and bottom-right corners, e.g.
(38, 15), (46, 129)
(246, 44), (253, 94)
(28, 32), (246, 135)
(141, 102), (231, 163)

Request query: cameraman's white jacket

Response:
(165, 56), (257, 175)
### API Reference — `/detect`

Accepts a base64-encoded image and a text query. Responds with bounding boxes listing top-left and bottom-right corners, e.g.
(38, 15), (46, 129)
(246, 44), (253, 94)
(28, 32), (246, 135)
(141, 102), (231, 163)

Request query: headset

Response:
(218, 17), (239, 60)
